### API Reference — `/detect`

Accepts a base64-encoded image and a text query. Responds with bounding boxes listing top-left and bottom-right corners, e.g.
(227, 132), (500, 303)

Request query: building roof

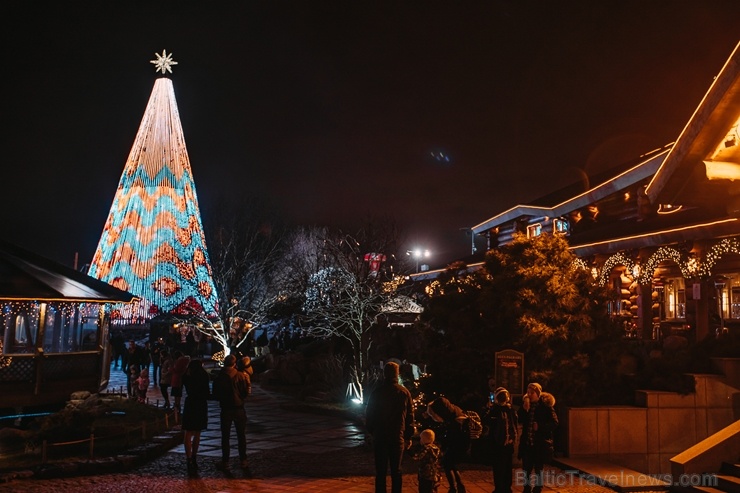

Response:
(646, 40), (740, 210)
(0, 238), (137, 303)
(470, 147), (670, 234)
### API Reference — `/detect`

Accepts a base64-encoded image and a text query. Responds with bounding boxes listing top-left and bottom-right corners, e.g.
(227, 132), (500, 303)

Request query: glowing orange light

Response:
(704, 161), (740, 181)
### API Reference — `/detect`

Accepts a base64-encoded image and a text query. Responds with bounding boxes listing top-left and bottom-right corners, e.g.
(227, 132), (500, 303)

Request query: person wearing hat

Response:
(517, 383), (558, 493)
(212, 353), (251, 472)
(365, 361), (415, 493)
(483, 387), (518, 493)
(426, 396), (470, 493)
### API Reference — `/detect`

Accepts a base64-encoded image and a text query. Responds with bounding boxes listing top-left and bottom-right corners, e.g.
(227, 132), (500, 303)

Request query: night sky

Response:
(2, 2), (739, 268)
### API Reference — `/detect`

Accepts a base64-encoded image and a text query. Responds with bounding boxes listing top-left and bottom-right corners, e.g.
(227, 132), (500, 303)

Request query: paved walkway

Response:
(0, 360), (664, 492)
(106, 359), (368, 459)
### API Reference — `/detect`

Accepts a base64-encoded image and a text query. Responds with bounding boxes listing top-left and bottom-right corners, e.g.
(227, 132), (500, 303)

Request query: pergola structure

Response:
(0, 239), (136, 408)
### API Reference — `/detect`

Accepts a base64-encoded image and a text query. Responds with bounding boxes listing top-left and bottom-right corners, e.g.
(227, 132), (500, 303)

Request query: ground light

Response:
(346, 382), (363, 404)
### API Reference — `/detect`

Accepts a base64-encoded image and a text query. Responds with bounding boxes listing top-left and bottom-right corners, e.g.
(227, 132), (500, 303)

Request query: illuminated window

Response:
(527, 223), (542, 238)
(553, 218), (569, 235)
(720, 274), (739, 320)
(43, 306), (56, 352)
(663, 278), (686, 320)
(15, 315), (29, 345)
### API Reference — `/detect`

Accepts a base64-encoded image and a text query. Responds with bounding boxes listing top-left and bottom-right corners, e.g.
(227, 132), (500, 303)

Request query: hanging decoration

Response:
(598, 252), (636, 287)
(364, 252), (386, 278)
(699, 236), (740, 278)
(571, 258), (589, 272)
(636, 246), (694, 284)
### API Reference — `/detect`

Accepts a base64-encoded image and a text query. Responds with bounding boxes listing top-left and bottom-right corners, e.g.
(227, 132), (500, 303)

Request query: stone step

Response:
(552, 457), (669, 492)
(717, 474), (740, 493)
(720, 463), (740, 477)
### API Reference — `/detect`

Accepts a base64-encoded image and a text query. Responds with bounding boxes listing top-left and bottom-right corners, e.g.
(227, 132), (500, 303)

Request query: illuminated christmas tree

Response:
(89, 51), (218, 321)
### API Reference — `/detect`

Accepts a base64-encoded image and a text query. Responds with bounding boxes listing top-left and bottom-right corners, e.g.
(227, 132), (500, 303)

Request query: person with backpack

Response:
(483, 387), (518, 493)
(212, 354), (251, 472)
(426, 396), (470, 493)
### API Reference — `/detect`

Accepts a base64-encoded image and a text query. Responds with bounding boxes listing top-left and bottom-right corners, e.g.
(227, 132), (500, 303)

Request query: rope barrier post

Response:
(89, 433), (95, 460)
(165, 413), (169, 429)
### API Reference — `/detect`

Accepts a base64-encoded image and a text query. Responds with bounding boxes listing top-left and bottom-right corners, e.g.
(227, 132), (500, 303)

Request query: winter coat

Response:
(171, 355), (190, 388)
(518, 391), (558, 463)
(212, 366), (250, 409)
(365, 380), (415, 444)
(427, 397), (470, 468)
(484, 402), (518, 449)
(135, 368), (150, 402)
(159, 357), (173, 386)
(414, 443), (442, 482)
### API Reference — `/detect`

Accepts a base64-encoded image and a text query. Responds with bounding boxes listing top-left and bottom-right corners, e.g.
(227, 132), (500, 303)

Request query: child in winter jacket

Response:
(414, 428), (442, 493)
(135, 367), (150, 403)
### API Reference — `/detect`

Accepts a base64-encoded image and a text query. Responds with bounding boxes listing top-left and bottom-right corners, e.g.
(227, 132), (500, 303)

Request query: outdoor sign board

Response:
(495, 349), (524, 396)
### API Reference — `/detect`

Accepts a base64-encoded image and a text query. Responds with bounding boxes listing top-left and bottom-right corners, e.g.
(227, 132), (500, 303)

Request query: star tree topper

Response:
(150, 50), (178, 74)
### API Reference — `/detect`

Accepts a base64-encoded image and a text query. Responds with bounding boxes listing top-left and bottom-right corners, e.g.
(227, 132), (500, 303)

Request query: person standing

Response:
(182, 359), (210, 475)
(517, 383), (558, 493)
(121, 340), (145, 398)
(212, 354), (251, 472)
(158, 349), (174, 409)
(236, 356), (254, 392)
(483, 387), (518, 493)
(365, 361), (415, 493)
(135, 367), (150, 403)
(127, 364), (140, 400)
(185, 330), (197, 357)
(142, 341), (153, 380)
(413, 428), (442, 493)
(171, 350), (191, 419)
(426, 396), (470, 493)
(111, 330), (125, 369)
(150, 337), (165, 385)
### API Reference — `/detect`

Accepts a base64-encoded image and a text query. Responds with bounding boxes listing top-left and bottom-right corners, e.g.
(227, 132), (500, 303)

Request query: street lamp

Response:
(406, 248), (430, 273)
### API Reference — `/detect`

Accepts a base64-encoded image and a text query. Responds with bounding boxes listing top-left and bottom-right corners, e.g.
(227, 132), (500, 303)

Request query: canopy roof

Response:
(0, 239), (137, 303)
(646, 40), (740, 208)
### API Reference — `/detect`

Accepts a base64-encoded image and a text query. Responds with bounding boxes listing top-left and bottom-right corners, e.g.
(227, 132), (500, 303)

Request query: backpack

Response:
(464, 410), (483, 440)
